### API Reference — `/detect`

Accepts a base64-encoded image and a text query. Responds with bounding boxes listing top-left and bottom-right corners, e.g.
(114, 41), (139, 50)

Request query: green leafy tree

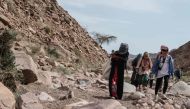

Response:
(92, 32), (117, 46)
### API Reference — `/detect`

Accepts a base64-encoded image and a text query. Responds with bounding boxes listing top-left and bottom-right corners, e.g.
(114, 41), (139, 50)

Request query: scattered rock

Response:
(46, 58), (58, 67)
(77, 79), (91, 88)
(25, 47), (32, 54)
(18, 92), (43, 109)
(129, 92), (145, 100)
(38, 59), (46, 66)
(84, 72), (90, 77)
(69, 90), (75, 98)
(14, 47), (22, 51)
(0, 14), (12, 27)
(168, 99), (174, 104)
(28, 26), (36, 34)
(41, 66), (52, 71)
(59, 90), (74, 100)
(65, 75), (75, 81)
(163, 103), (174, 109)
(78, 86), (86, 90)
(39, 46), (46, 56)
(37, 92), (55, 102)
(15, 42), (21, 46)
(58, 85), (70, 91)
(0, 82), (16, 109)
(145, 88), (155, 95)
(174, 104), (181, 109)
(99, 85), (108, 89)
(186, 100), (190, 109)
(136, 103), (140, 107)
(65, 63), (73, 67)
(154, 103), (161, 109)
(90, 68), (101, 73)
(138, 97), (148, 104)
(96, 79), (108, 85)
(157, 98), (165, 104)
(142, 103), (148, 107)
(147, 99), (155, 106)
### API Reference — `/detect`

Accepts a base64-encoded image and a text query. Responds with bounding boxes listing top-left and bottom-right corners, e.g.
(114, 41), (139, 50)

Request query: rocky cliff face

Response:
(170, 41), (190, 72)
(0, 0), (107, 70)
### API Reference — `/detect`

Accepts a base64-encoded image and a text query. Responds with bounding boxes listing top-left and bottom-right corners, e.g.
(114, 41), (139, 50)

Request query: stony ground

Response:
(17, 71), (190, 109)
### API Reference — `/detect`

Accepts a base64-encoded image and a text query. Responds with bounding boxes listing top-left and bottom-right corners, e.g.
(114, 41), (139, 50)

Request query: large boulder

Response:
(123, 82), (136, 93)
(65, 99), (126, 109)
(0, 82), (16, 109)
(128, 91), (145, 100)
(169, 81), (190, 97)
(37, 71), (52, 86)
(14, 51), (38, 84)
(37, 70), (63, 89)
(18, 92), (43, 109)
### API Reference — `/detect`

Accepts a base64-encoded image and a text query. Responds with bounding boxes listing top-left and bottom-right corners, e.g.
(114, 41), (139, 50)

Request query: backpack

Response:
(132, 54), (142, 67)
(131, 54), (142, 86)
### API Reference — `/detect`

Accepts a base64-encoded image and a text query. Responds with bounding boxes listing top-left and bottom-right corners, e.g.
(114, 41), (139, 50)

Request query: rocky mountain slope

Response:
(0, 0), (107, 71)
(170, 41), (190, 72)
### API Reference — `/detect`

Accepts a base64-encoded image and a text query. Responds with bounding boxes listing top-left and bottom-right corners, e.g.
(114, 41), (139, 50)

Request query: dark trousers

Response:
(149, 79), (153, 88)
(131, 69), (137, 86)
(155, 75), (169, 95)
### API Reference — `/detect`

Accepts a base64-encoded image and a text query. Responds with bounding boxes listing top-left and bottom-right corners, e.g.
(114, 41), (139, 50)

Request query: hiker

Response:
(136, 52), (152, 91)
(174, 66), (182, 81)
(152, 45), (174, 100)
(131, 54), (142, 87)
(109, 43), (129, 100)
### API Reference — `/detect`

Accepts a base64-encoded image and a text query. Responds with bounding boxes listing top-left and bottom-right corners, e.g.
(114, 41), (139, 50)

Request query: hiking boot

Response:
(110, 96), (116, 99)
(163, 94), (167, 98)
(160, 94), (168, 100)
(154, 95), (159, 102)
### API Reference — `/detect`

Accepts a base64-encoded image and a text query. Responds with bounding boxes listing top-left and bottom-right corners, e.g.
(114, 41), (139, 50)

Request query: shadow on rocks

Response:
(93, 96), (111, 100)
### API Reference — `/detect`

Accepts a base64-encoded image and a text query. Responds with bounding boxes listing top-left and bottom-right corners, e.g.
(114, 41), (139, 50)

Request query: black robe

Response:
(109, 52), (129, 99)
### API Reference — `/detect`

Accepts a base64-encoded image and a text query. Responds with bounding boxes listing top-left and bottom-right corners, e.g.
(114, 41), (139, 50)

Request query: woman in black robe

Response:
(109, 43), (129, 100)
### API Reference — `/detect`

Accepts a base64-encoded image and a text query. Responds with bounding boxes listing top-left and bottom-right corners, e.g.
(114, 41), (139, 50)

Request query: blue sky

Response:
(57, 0), (190, 54)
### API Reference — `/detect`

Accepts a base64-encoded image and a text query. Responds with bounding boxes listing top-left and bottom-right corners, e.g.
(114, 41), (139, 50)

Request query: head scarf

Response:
(118, 43), (128, 54)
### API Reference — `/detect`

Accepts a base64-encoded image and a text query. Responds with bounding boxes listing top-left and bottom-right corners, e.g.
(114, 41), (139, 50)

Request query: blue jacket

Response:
(152, 55), (174, 77)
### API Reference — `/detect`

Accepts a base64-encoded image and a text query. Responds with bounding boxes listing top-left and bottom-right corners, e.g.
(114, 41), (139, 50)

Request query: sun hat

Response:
(161, 45), (169, 51)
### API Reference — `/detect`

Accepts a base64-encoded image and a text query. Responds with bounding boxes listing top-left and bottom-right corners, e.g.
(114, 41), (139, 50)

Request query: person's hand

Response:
(135, 68), (139, 73)
(124, 69), (128, 74)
